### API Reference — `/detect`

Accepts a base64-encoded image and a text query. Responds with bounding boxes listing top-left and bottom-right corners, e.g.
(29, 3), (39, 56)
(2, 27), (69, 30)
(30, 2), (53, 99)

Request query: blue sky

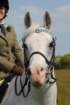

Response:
(6, 0), (70, 55)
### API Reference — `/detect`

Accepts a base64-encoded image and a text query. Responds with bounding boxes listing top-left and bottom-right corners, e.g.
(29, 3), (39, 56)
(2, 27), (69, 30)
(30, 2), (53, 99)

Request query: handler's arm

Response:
(0, 56), (16, 72)
(12, 28), (24, 67)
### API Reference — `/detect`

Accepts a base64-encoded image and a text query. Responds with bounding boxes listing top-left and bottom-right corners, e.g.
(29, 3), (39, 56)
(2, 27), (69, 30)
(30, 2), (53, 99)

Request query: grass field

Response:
(56, 69), (70, 105)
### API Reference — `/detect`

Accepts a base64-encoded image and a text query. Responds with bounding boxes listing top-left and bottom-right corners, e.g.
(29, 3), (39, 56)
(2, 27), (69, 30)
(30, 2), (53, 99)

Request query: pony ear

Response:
(24, 12), (31, 28)
(43, 11), (51, 29)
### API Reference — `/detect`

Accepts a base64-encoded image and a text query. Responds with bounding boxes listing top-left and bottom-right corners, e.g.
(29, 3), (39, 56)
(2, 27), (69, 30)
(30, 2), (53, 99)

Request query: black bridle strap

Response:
(29, 52), (50, 65)
(50, 38), (56, 64)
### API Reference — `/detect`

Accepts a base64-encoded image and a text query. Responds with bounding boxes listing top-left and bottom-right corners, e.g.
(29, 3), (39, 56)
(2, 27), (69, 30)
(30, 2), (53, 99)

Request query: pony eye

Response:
(49, 42), (53, 47)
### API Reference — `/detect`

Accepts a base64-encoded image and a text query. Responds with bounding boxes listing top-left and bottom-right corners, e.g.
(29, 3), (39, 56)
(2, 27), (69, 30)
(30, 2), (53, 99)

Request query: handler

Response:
(0, 0), (24, 103)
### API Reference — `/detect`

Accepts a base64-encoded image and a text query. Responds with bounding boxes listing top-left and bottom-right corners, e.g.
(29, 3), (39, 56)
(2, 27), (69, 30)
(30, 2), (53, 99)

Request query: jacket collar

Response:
(0, 19), (8, 28)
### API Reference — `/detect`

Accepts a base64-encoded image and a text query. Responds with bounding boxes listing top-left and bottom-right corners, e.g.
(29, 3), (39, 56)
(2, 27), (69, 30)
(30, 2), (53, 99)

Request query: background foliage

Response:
(55, 54), (70, 69)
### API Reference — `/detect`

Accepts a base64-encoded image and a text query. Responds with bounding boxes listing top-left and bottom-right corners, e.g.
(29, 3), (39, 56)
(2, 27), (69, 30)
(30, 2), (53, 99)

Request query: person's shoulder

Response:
(6, 25), (16, 33)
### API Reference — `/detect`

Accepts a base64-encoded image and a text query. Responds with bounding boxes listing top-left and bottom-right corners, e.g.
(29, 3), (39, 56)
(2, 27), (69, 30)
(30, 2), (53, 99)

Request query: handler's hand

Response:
(12, 66), (24, 75)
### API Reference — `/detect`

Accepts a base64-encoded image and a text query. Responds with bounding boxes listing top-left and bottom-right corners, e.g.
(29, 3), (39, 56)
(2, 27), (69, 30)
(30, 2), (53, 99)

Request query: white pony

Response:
(1, 11), (57, 105)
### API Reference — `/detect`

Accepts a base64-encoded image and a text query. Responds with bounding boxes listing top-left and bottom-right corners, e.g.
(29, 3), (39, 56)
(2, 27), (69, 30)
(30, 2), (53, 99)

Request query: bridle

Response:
(15, 27), (56, 97)
(25, 38), (55, 68)
(24, 36), (56, 81)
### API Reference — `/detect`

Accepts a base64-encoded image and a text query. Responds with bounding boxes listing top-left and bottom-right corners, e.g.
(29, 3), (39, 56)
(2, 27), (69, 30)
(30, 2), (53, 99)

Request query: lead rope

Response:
(15, 71), (31, 97)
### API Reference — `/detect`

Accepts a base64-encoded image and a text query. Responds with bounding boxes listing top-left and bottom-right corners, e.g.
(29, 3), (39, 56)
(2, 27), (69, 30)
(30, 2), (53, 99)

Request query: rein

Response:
(15, 71), (31, 97)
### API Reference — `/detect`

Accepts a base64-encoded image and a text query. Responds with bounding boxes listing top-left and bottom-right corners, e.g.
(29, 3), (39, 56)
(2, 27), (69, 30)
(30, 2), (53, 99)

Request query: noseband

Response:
(24, 38), (56, 71)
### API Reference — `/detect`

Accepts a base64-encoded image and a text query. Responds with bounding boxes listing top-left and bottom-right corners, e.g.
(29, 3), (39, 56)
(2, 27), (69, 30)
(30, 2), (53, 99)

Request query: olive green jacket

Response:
(0, 25), (24, 79)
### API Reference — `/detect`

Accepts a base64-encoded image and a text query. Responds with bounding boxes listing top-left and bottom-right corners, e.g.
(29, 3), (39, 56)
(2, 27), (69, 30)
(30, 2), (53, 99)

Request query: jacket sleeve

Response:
(13, 41), (24, 67)
(0, 56), (16, 72)
(12, 28), (24, 67)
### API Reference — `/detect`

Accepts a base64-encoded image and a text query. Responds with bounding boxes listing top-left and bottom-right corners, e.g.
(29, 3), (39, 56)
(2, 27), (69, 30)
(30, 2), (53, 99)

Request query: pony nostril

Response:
(41, 67), (44, 71)
(36, 67), (44, 74)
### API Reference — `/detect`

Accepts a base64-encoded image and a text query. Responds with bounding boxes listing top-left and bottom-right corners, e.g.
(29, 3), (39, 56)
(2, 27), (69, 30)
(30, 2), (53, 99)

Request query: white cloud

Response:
(51, 4), (70, 32)
(56, 4), (70, 12)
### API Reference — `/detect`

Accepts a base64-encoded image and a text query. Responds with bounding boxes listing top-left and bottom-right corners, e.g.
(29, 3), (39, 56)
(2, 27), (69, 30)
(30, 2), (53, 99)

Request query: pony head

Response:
(23, 11), (55, 88)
